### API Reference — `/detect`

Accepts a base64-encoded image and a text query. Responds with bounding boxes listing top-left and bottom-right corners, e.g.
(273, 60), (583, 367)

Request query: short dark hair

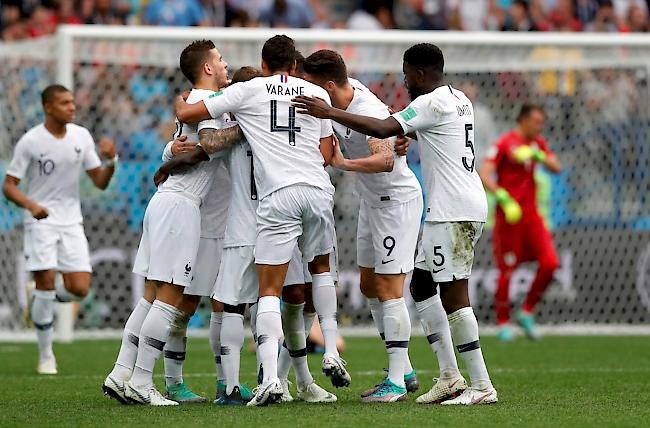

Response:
(262, 35), (296, 73)
(294, 51), (306, 76)
(232, 66), (263, 84)
(41, 84), (70, 105)
(180, 39), (216, 84)
(517, 103), (545, 122)
(403, 43), (444, 75)
(303, 50), (348, 86)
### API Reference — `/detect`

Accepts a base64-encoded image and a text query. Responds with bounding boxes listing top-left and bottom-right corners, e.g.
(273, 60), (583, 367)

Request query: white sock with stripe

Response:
(415, 294), (460, 378)
(111, 298), (151, 380)
(383, 298), (411, 388)
(448, 307), (492, 389)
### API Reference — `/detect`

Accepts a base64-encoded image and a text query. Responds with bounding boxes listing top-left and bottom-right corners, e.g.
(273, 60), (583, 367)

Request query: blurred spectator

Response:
(143, 0), (206, 26)
(348, 0), (393, 29)
(627, 4), (649, 31)
(448, 0), (490, 30)
(259, 0), (314, 28)
(501, 0), (538, 30)
(53, 0), (82, 26)
(26, 5), (56, 38)
(82, 0), (129, 25)
(585, 0), (629, 31)
(394, 0), (447, 30)
(613, 0), (647, 20)
(201, 0), (227, 27)
(546, 0), (582, 31)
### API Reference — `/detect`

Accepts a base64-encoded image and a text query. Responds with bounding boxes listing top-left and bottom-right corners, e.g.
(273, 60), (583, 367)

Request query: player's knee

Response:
(409, 268), (438, 303)
(223, 303), (246, 315)
(308, 254), (329, 274)
(282, 284), (305, 304)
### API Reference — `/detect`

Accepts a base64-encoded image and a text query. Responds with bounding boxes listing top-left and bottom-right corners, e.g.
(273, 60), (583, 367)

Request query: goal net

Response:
(1, 27), (649, 336)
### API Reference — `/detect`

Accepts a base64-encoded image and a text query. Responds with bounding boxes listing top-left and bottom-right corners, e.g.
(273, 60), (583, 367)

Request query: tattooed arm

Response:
(330, 136), (394, 173)
(198, 125), (245, 155)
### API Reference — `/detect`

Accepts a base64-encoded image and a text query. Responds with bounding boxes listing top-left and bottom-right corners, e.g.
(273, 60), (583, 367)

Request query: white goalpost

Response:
(1, 26), (650, 340)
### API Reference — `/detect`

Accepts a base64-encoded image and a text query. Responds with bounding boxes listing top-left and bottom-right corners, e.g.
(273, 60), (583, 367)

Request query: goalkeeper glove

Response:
(495, 188), (522, 224)
(513, 145), (546, 164)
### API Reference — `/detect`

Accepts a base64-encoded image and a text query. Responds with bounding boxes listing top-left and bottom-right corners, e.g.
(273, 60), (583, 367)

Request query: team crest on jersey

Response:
(74, 147), (81, 159)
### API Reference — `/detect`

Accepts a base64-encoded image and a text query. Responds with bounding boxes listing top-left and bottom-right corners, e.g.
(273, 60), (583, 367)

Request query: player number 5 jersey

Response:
(392, 85), (487, 223)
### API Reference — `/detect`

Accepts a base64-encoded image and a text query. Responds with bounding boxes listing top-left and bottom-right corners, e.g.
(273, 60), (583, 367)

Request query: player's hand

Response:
(513, 145), (546, 164)
(28, 203), (49, 220)
(181, 90), (190, 101)
(153, 169), (169, 187)
(98, 137), (117, 160)
(395, 136), (411, 156)
(292, 96), (332, 118)
(495, 188), (522, 224)
(330, 136), (347, 170)
(171, 135), (196, 156)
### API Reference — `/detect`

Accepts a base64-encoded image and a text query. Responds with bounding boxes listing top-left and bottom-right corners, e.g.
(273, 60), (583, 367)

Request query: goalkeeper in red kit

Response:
(479, 104), (562, 342)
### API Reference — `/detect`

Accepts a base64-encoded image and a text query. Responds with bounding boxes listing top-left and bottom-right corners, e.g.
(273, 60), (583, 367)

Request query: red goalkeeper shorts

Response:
(493, 211), (559, 270)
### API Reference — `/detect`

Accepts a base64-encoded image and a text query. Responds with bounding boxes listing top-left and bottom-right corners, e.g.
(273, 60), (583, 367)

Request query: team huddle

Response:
(5, 35), (503, 407)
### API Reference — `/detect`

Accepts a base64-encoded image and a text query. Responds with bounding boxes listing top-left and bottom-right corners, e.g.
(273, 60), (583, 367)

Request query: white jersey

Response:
(222, 140), (258, 248)
(203, 74), (335, 200)
(392, 85), (488, 223)
(160, 88), (231, 237)
(333, 78), (421, 206)
(6, 123), (102, 226)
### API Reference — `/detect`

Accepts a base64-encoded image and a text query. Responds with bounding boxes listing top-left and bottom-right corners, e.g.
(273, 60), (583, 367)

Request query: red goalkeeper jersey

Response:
(486, 130), (553, 215)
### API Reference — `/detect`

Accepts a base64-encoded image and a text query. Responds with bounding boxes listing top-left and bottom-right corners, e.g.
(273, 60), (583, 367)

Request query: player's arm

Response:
(153, 146), (210, 187)
(320, 135), (334, 167)
(479, 156), (522, 224)
(331, 137), (394, 173)
(540, 153), (561, 173)
(175, 96), (212, 124)
(293, 96), (403, 139)
(198, 125), (244, 155)
(86, 138), (117, 190)
(2, 175), (48, 219)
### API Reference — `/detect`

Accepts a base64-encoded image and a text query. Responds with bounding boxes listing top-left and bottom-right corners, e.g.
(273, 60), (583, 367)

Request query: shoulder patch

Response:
(399, 107), (417, 121)
(209, 91), (223, 98)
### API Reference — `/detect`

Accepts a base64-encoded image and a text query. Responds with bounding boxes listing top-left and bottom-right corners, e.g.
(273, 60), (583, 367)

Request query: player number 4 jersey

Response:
(203, 74), (335, 200)
(392, 85), (488, 223)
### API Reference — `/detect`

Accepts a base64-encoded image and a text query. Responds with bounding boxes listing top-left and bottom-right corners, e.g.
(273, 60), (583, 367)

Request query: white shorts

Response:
(24, 223), (92, 272)
(415, 221), (484, 283)
(132, 192), (201, 288)
(283, 244), (339, 286)
(213, 246), (258, 306)
(256, 185), (335, 265)
(184, 237), (224, 297)
(357, 196), (423, 274)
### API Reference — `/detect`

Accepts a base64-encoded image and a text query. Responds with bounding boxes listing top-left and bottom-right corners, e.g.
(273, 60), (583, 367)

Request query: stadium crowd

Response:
(2, 0), (650, 41)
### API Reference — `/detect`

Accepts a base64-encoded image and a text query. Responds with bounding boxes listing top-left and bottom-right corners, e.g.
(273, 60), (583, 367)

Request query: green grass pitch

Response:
(1, 336), (649, 427)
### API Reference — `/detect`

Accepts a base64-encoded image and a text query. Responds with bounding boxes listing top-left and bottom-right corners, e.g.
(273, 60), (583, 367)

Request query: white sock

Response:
(31, 289), (55, 361)
(53, 274), (81, 302)
(111, 298), (152, 380)
(415, 295), (460, 378)
(312, 272), (339, 357)
(131, 300), (181, 388)
(303, 310), (316, 334)
(163, 311), (190, 387)
(282, 302), (313, 388)
(256, 296), (282, 384)
(209, 311), (224, 383)
(277, 344), (292, 381)
(249, 303), (262, 382)
(368, 297), (385, 341)
(448, 307), (492, 389)
(221, 312), (245, 395)
(370, 297), (414, 375)
(383, 298), (410, 388)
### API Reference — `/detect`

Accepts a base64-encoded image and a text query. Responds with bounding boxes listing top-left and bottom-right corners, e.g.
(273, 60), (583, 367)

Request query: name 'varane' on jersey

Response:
(162, 88), (231, 237)
(392, 85), (488, 223)
(203, 74), (335, 200)
(333, 78), (421, 205)
(6, 123), (102, 226)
